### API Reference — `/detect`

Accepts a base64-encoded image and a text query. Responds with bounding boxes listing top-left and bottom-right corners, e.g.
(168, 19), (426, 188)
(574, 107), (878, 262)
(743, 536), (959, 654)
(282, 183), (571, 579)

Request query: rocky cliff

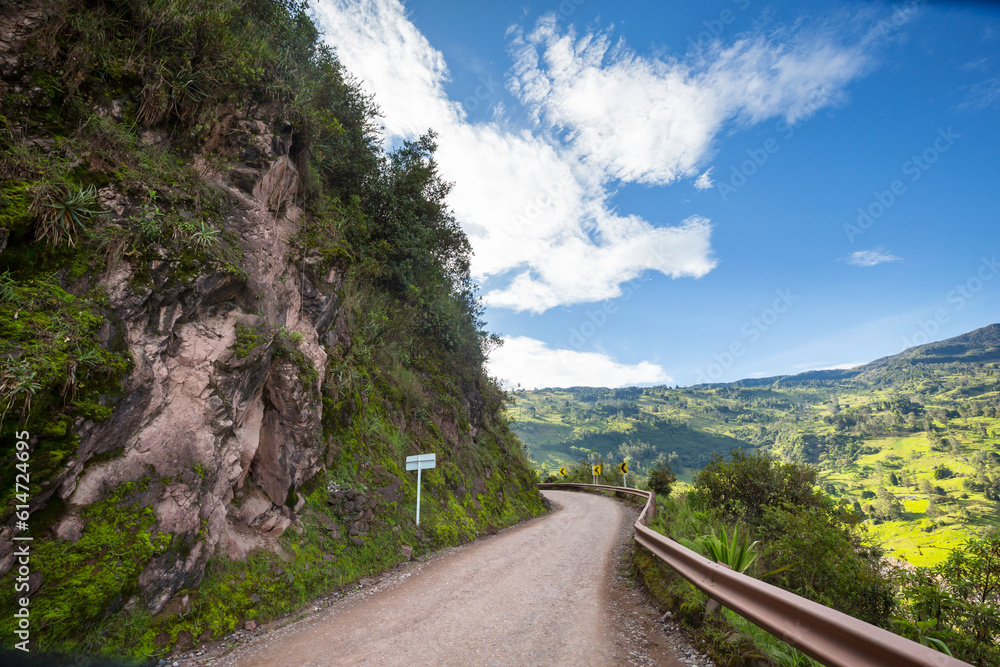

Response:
(0, 0), (544, 658)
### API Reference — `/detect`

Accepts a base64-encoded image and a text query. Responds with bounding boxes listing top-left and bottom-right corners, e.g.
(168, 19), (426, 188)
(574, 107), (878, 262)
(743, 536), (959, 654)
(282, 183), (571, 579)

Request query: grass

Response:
(717, 607), (821, 667)
(815, 430), (1000, 566)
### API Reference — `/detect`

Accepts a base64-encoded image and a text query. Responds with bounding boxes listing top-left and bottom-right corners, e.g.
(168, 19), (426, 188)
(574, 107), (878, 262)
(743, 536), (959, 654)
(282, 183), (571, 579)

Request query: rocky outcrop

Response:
(0, 1), (53, 77)
(0, 112), (346, 614)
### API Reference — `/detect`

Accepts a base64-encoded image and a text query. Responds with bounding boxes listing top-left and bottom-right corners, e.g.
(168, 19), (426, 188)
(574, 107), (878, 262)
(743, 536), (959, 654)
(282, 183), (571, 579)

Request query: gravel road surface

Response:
(206, 490), (690, 666)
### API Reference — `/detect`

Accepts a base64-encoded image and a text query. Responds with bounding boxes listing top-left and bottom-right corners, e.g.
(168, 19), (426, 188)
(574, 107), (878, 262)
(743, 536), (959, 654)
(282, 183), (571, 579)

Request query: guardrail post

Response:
(706, 562), (731, 616)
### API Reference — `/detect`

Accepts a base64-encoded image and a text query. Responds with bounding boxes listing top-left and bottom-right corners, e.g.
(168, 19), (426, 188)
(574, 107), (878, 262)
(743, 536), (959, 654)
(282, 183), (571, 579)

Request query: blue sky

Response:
(310, 0), (1000, 388)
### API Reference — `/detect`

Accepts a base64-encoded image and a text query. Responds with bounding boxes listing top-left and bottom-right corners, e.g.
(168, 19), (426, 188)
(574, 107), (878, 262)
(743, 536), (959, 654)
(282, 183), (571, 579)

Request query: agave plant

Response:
(37, 184), (103, 247)
(698, 525), (759, 574)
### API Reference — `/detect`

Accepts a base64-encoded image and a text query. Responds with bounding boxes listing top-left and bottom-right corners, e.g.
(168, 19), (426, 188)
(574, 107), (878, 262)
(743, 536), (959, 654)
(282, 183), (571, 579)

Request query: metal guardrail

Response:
(538, 482), (968, 667)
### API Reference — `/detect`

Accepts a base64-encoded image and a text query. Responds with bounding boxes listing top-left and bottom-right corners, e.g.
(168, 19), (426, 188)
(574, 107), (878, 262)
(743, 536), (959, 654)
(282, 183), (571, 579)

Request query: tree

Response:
(646, 466), (676, 498)
(874, 487), (903, 520)
(899, 534), (1000, 664)
(926, 495), (942, 518)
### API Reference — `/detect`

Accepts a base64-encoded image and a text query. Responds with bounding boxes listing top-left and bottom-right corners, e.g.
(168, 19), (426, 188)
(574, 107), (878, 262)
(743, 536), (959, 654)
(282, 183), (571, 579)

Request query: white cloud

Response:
(311, 0), (458, 139)
(694, 168), (715, 190)
(846, 249), (902, 267)
(507, 18), (871, 186)
(484, 215), (715, 312)
(312, 0), (877, 312)
(956, 78), (1000, 111)
(488, 336), (671, 389)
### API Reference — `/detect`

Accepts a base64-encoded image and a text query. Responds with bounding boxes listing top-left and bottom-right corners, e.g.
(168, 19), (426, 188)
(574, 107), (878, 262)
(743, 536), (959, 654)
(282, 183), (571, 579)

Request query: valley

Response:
(512, 324), (1000, 566)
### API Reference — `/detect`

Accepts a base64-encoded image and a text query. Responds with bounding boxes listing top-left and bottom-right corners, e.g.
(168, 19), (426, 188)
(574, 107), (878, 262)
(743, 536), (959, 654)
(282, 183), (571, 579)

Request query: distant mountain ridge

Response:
(725, 323), (1000, 389)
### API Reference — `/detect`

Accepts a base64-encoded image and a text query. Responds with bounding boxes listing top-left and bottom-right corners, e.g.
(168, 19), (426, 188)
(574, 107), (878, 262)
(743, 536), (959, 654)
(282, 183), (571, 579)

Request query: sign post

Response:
(405, 453), (436, 526)
(619, 461), (629, 488)
(558, 467), (566, 478)
(592, 464), (602, 485)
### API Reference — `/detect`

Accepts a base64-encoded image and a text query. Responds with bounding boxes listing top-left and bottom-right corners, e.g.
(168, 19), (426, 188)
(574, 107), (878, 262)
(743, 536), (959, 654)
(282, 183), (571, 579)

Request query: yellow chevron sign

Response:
(558, 467), (566, 477)
(619, 462), (628, 475)
(592, 464), (602, 476)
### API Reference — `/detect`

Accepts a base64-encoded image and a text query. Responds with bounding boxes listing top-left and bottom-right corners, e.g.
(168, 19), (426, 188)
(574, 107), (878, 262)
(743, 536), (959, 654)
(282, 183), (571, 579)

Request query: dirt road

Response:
(210, 490), (686, 666)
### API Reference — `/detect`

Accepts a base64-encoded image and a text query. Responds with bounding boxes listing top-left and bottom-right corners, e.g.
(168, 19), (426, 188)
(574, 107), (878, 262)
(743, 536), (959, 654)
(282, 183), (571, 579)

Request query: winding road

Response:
(208, 490), (687, 666)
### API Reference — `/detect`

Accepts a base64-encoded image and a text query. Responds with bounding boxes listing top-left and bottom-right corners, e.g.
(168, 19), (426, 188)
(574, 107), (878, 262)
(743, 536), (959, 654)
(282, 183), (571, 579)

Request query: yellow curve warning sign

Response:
(619, 462), (628, 474)
(558, 467), (567, 477)
(592, 464), (602, 476)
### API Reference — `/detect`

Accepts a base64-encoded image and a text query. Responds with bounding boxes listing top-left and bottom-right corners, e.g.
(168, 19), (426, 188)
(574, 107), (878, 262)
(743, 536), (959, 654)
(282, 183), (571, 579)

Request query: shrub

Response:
(897, 534), (1000, 665)
(691, 448), (824, 522)
(758, 503), (896, 627)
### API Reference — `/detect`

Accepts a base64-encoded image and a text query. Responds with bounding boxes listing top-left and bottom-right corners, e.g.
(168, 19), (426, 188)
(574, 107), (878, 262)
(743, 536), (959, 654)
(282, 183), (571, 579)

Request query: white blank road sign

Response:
(406, 453), (436, 470)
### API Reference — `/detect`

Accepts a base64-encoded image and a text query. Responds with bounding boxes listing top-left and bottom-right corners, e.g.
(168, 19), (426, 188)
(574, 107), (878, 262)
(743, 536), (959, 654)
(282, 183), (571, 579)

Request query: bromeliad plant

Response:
(36, 184), (104, 247)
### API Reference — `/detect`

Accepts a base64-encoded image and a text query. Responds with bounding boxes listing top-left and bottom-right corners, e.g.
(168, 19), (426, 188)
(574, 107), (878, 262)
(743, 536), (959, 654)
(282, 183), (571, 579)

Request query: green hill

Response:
(513, 324), (1000, 565)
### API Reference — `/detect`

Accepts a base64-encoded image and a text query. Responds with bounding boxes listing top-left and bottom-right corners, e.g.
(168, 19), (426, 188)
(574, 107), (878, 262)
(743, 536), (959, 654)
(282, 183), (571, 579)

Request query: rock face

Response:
(0, 111), (345, 614)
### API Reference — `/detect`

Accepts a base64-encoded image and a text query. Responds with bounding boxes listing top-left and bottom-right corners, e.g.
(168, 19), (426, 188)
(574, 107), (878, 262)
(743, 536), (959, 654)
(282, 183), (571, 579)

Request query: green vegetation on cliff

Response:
(0, 0), (543, 660)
